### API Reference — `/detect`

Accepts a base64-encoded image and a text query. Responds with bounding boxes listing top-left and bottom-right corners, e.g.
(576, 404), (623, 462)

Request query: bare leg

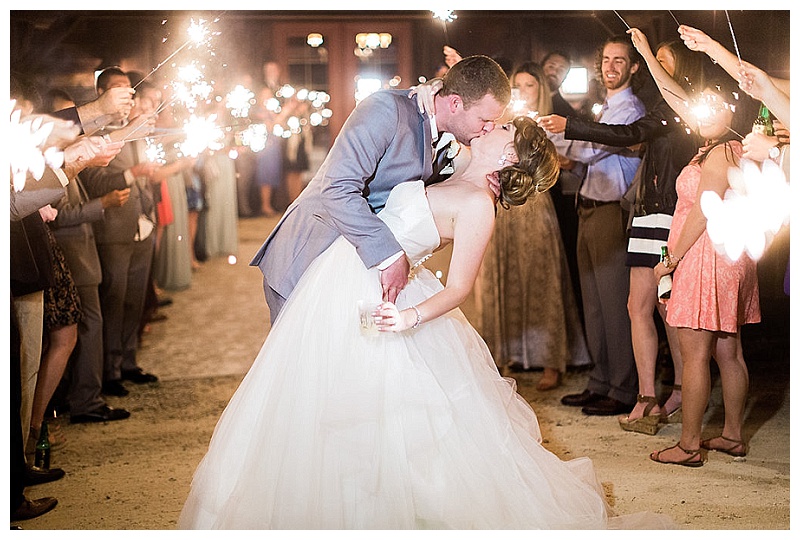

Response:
(710, 330), (748, 445)
(536, 367), (561, 391)
(188, 210), (201, 270)
(651, 327), (713, 463)
(625, 267), (662, 420)
(658, 302), (684, 415)
(30, 324), (77, 432)
(260, 185), (277, 217)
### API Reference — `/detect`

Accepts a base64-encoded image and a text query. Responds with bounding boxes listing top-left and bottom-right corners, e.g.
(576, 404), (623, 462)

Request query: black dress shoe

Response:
(24, 465), (65, 486)
(102, 380), (129, 396)
(561, 389), (604, 407)
(12, 497), (58, 521)
(70, 405), (131, 424)
(581, 397), (631, 416)
(121, 368), (159, 384)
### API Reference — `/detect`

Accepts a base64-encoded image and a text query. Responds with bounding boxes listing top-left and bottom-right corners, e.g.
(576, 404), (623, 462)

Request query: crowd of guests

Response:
(10, 19), (789, 524)
(9, 60), (308, 522)
(442, 22), (789, 468)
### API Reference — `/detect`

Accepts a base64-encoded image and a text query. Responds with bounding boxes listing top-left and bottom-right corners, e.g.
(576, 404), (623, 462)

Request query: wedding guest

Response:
(539, 35), (704, 432)
(50, 139), (132, 424)
(81, 72), (162, 396)
(634, 30), (761, 466)
(549, 35), (646, 416)
(477, 61), (590, 391)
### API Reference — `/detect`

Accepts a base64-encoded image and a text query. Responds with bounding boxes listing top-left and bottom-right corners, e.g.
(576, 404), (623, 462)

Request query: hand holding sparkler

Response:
(80, 87), (135, 135)
(536, 114), (567, 134)
(61, 135), (125, 179)
(737, 62), (791, 129)
(627, 27), (654, 58)
(443, 45), (462, 68)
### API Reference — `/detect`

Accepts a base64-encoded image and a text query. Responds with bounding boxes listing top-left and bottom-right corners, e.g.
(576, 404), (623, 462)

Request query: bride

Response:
(179, 116), (649, 529)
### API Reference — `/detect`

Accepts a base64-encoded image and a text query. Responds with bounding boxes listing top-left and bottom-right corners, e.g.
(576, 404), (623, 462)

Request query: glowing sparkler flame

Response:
(179, 114), (224, 157)
(145, 137), (166, 164)
(225, 85), (255, 118)
(432, 9), (457, 23)
(240, 123), (268, 153)
(701, 158), (791, 261)
(9, 101), (66, 192)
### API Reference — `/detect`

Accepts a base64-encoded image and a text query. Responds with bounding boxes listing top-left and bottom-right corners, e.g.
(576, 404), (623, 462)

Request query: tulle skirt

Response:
(179, 237), (653, 529)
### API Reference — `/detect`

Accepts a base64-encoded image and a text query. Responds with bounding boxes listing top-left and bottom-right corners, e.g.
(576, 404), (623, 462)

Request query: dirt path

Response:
(18, 215), (791, 530)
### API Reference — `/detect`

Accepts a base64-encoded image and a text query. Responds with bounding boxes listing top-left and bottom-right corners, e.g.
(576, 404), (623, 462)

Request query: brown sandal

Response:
(650, 443), (704, 468)
(619, 395), (661, 435)
(700, 435), (747, 457)
(659, 384), (682, 424)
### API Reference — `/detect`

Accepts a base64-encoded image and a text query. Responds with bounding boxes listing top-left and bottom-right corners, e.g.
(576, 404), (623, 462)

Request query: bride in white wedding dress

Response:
(179, 116), (669, 530)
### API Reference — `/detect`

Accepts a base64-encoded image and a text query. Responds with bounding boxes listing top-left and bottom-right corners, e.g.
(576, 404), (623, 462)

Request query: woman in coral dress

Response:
(643, 57), (761, 466)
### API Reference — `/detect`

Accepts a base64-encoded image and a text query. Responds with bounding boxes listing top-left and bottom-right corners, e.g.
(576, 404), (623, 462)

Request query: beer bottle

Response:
(33, 421), (51, 471)
(752, 102), (774, 136)
(658, 246), (672, 300)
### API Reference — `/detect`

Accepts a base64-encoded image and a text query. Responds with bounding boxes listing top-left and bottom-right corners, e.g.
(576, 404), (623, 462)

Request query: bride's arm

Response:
(374, 189), (495, 332)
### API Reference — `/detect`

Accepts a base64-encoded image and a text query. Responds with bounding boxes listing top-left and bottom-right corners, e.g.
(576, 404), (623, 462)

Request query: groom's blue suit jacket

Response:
(250, 89), (435, 302)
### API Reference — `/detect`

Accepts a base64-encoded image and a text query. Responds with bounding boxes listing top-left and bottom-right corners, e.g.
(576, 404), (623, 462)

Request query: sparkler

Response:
(724, 10), (743, 68)
(225, 85), (255, 118)
(661, 86), (743, 139)
(432, 9), (457, 44)
(134, 17), (219, 90)
(613, 10), (630, 30)
(701, 158), (790, 261)
(9, 102), (66, 192)
(668, 10), (680, 27)
(177, 114), (225, 158)
(144, 137), (167, 164)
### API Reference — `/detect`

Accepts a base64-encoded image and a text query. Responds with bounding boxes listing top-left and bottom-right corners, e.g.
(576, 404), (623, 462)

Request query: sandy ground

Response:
(16, 215), (791, 531)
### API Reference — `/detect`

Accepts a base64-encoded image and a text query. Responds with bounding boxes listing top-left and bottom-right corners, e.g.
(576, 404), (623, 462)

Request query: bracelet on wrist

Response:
(411, 305), (422, 329)
(664, 253), (683, 270)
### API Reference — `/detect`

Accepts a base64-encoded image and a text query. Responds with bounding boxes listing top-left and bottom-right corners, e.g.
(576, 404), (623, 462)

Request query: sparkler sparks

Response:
(432, 9), (456, 44)
(225, 85), (255, 118)
(9, 102), (66, 192)
(178, 114), (225, 157)
(701, 158), (791, 261)
(145, 137), (166, 164)
(134, 17), (219, 90)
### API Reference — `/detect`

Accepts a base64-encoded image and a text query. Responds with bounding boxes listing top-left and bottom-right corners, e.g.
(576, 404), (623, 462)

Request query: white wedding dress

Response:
(179, 181), (662, 530)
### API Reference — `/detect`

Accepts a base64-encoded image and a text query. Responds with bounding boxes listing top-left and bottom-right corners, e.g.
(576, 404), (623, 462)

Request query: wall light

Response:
(355, 32), (392, 50)
(307, 33), (323, 47)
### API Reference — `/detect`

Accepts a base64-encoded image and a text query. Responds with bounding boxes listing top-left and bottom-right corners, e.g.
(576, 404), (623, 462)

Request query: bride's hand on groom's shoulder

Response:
(410, 79), (442, 116)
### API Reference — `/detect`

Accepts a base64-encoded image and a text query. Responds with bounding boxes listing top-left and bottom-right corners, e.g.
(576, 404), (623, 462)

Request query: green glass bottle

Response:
(658, 246), (672, 300)
(33, 421), (51, 470)
(752, 102), (774, 136)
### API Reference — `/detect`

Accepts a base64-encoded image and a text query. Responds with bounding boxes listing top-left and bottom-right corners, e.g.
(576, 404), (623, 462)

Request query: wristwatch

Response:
(769, 145), (781, 160)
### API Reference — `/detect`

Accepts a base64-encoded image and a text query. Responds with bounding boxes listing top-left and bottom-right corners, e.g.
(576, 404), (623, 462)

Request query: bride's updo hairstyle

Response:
(497, 116), (559, 208)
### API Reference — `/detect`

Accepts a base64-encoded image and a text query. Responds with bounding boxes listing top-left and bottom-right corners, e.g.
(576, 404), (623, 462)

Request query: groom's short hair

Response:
(440, 55), (510, 109)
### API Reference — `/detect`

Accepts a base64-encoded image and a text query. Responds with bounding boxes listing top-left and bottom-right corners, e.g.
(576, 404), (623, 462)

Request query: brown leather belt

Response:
(577, 196), (618, 209)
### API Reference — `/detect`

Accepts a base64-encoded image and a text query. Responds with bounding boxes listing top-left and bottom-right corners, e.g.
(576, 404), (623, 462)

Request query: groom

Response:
(251, 55), (510, 323)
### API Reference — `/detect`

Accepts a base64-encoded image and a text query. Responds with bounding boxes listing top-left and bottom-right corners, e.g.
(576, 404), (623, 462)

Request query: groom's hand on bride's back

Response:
(380, 256), (410, 303)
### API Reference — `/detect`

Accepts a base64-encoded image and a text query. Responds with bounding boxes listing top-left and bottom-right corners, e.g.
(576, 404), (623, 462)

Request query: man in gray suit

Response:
(52, 154), (133, 423)
(82, 76), (162, 396)
(251, 56), (510, 323)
